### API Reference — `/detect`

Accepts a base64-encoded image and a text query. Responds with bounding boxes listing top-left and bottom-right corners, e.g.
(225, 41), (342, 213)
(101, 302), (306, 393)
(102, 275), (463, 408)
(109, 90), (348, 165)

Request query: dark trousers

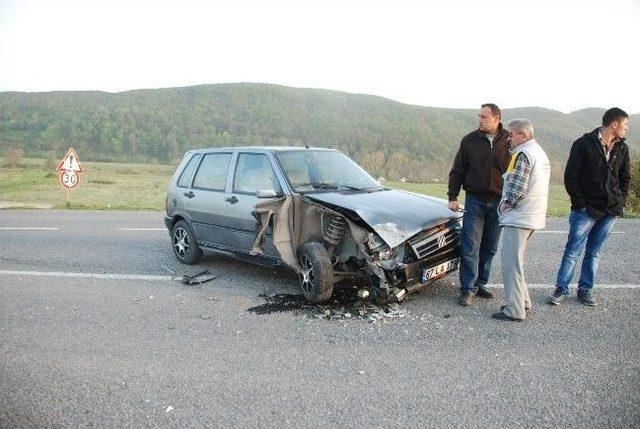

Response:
(459, 194), (501, 294)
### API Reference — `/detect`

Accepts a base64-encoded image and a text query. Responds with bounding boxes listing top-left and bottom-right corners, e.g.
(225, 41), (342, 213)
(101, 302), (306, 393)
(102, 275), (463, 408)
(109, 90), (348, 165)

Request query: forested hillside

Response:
(1, 83), (637, 182)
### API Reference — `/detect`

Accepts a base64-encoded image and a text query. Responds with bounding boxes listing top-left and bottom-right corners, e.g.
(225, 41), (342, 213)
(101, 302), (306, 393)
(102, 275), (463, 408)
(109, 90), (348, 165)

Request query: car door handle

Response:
(225, 196), (239, 204)
(183, 191), (195, 198)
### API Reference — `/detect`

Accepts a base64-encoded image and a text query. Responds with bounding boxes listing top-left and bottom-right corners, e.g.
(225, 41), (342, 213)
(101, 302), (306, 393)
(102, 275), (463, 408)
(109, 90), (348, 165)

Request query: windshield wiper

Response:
(339, 184), (385, 192)
(292, 182), (338, 189)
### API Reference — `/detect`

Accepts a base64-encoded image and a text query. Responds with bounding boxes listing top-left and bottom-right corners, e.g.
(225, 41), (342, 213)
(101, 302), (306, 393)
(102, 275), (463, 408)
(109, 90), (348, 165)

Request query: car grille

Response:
(407, 219), (461, 260)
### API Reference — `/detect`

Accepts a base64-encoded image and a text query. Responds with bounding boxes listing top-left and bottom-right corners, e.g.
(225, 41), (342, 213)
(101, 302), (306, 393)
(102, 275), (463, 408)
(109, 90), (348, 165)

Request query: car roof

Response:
(185, 146), (340, 155)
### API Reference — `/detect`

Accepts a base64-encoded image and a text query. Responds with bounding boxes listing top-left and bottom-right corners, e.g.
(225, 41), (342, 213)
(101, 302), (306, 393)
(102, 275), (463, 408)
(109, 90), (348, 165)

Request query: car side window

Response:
(192, 153), (232, 191)
(177, 154), (201, 188)
(233, 153), (281, 194)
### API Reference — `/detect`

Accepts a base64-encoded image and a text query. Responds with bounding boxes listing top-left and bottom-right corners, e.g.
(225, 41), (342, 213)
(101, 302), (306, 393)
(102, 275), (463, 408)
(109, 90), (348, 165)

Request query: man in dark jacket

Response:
(448, 104), (511, 306)
(548, 107), (631, 307)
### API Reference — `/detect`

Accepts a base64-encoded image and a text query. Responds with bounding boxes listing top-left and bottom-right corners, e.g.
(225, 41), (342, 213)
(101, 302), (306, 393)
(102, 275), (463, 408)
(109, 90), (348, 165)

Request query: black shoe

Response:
(492, 311), (523, 322)
(547, 288), (568, 306)
(458, 292), (475, 307)
(476, 285), (494, 299)
(577, 289), (597, 306)
(501, 305), (531, 313)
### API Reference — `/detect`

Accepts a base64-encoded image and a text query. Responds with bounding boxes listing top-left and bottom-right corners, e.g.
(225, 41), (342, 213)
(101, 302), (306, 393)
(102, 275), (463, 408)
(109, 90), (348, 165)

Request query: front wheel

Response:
(171, 220), (202, 264)
(298, 242), (334, 303)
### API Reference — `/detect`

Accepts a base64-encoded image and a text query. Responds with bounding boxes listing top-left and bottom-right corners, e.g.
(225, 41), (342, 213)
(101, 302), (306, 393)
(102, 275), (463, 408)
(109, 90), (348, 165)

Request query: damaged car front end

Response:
(250, 149), (462, 303)
(165, 147), (462, 304)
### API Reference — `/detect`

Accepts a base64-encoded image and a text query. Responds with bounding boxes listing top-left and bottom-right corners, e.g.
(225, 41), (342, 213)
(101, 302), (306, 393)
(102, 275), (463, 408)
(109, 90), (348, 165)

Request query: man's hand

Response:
(448, 200), (460, 211)
(499, 201), (509, 214)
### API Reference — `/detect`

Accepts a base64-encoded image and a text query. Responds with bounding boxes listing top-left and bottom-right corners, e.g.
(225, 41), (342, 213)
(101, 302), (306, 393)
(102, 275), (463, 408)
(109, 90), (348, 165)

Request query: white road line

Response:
(0, 228), (166, 231)
(0, 270), (173, 281)
(486, 283), (640, 289)
(0, 227), (60, 230)
(118, 228), (165, 231)
(0, 270), (639, 289)
(537, 230), (624, 234)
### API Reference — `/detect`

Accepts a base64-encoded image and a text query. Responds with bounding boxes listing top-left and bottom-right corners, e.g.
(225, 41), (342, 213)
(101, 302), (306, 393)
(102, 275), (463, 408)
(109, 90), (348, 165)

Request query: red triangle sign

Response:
(56, 148), (84, 173)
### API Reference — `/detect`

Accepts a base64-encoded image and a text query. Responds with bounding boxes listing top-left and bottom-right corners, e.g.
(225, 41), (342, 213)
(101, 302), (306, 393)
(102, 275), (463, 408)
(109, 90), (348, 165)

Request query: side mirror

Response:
(256, 189), (279, 198)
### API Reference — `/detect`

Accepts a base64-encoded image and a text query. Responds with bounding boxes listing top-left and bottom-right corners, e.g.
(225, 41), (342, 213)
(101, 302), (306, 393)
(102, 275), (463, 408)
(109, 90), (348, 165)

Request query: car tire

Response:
(171, 220), (202, 264)
(298, 242), (334, 303)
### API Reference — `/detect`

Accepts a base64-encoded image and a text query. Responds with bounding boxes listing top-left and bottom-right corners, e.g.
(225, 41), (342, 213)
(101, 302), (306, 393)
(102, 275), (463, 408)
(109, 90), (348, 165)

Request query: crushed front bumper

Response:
(390, 246), (460, 287)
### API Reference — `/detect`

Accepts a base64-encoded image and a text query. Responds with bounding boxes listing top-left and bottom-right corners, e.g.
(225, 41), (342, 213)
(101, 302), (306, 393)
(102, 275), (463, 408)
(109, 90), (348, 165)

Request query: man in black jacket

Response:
(448, 104), (511, 306)
(548, 107), (631, 307)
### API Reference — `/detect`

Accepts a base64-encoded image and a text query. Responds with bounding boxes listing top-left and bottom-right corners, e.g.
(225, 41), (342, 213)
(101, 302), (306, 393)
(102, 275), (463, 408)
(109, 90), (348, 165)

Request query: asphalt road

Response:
(1, 210), (639, 428)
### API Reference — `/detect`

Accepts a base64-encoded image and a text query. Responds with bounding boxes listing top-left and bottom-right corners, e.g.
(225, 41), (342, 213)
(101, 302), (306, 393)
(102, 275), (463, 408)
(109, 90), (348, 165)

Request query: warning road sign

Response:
(56, 148), (84, 190)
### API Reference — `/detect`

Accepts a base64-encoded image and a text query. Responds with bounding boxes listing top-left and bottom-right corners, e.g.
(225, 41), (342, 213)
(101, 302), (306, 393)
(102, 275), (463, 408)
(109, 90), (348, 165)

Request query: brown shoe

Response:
(458, 292), (475, 307)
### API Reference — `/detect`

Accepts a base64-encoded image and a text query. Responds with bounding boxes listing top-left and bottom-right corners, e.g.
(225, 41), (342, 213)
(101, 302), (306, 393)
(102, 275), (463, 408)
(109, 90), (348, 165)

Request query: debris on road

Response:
(165, 406), (174, 413)
(246, 285), (408, 322)
(161, 265), (176, 275)
(177, 269), (217, 286)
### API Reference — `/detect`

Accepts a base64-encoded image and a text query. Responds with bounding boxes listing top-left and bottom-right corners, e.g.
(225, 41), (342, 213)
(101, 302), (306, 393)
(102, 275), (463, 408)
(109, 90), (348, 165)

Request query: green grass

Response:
(1, 158), (635, 217)
(1, 158), (175, 210)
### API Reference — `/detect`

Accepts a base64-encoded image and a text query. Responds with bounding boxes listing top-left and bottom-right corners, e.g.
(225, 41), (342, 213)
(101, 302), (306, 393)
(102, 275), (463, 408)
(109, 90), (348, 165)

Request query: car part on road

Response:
(179, 269), (217, 285)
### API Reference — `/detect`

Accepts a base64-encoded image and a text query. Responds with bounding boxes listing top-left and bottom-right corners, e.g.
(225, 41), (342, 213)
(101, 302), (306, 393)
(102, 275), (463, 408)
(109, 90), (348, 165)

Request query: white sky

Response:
(0, 0), (639, 113)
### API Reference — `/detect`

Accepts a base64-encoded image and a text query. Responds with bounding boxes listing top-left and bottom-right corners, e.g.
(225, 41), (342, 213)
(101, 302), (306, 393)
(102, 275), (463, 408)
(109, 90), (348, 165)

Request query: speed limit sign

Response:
(59, 171), (79, 189)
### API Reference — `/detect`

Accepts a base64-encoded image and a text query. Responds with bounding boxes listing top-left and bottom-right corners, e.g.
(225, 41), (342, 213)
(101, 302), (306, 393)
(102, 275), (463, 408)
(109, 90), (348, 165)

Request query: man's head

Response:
(507, 118), (534, 149)
(602, 107), (629, 139)
(478, 103), (501, 134)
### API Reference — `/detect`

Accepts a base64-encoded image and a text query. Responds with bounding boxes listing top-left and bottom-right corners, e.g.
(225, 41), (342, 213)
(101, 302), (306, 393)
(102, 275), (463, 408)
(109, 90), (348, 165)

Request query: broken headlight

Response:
(366, 233), (396, 260)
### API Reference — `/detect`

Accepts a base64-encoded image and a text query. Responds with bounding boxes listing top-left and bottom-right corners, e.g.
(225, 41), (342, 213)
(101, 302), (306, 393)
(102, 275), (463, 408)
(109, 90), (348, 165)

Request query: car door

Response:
(224, 152), (283, 256)
(185, 152), (236, 248)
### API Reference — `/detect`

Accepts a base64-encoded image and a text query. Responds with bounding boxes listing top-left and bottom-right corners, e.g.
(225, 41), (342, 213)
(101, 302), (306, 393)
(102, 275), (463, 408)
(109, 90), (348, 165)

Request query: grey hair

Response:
(507, 118), (534, 138)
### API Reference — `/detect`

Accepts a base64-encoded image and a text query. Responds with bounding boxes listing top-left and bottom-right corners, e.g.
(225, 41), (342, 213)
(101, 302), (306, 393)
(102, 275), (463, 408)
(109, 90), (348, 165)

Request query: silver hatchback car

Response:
(165, 147), (462, 303)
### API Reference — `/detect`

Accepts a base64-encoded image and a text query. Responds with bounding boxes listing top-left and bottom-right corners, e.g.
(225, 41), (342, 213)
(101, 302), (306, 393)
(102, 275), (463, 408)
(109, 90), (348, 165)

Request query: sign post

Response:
(56, 148), (84, 207)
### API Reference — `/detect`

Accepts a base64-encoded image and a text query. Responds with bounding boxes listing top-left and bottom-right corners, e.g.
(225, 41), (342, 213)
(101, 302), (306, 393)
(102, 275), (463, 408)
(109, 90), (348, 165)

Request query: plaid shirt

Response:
(503, 153), (532, 208)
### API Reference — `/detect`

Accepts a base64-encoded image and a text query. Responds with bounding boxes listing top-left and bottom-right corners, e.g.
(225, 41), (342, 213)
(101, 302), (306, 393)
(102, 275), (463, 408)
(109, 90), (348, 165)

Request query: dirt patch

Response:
(0, 200), (53, 209)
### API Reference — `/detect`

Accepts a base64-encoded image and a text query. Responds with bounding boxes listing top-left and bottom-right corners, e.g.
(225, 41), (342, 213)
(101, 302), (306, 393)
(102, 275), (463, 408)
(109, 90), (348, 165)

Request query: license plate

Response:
(420, 258), (459, 283)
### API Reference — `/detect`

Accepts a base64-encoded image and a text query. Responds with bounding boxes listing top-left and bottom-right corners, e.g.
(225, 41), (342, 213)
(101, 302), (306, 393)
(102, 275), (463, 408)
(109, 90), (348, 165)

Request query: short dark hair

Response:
(602, 107), (628, 127)
(481, 103), (501, 120)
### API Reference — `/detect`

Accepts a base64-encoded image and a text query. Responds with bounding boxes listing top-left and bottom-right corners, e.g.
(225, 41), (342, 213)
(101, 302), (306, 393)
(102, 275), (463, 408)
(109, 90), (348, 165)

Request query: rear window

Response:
(177, 154), (201, 188)
(192, 153), (232, 191)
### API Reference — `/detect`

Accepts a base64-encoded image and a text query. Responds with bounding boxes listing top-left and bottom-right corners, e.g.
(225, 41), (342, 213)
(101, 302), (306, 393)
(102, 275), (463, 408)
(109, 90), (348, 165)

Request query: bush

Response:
(3, 147), (24, 168)
(628, 157), (640, 214)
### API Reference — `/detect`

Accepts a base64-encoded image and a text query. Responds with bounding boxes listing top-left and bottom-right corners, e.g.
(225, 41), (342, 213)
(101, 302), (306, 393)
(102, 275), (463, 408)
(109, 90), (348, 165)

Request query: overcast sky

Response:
(1, 0), (638, 113)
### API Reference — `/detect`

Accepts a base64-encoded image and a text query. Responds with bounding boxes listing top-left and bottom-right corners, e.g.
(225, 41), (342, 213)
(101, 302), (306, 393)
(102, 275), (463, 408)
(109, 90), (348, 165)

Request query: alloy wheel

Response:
(299, 253), (316, 295)
(173, 226), (190, 258)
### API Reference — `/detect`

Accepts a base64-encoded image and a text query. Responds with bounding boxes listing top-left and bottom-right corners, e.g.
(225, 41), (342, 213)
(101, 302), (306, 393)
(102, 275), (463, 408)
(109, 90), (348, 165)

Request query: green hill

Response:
(1, 83), (637, 183)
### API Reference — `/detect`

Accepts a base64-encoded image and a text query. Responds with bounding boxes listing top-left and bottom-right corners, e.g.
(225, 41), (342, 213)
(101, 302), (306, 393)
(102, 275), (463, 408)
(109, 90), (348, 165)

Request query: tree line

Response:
(1, 83), (637, 183)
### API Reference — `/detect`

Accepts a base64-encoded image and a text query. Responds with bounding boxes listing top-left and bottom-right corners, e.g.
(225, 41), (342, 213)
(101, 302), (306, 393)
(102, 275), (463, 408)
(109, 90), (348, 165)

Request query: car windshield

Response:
(276, 150), (383, 192)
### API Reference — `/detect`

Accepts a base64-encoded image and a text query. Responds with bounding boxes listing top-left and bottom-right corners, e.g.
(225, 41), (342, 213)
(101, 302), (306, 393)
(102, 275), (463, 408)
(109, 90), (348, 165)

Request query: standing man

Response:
(448, 104), (511, 306)
(492, 119), (550, 321)
(548, 108), (631, 307)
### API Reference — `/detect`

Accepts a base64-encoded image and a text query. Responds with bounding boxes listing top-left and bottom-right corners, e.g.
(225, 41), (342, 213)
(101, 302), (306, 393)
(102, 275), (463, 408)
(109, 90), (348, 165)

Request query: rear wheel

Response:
(172, 220), (202, 264)
(298, 242), (334, 303)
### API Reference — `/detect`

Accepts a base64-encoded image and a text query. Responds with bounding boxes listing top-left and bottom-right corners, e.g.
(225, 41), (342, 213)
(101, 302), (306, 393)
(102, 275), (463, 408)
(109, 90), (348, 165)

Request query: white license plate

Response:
(420, 258), (459, 283)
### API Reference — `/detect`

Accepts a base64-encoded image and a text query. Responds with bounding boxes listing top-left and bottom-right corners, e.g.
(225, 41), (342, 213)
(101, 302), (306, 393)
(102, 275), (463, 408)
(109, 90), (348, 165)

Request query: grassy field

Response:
(1, 157), (633, 217)
(1, 158), (174, 210)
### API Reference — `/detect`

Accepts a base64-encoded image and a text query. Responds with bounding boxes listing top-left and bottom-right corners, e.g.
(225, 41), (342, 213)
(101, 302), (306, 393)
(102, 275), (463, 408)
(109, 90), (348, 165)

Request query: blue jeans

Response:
(459, 194), (501, 294)
(555, 209), (616, 293)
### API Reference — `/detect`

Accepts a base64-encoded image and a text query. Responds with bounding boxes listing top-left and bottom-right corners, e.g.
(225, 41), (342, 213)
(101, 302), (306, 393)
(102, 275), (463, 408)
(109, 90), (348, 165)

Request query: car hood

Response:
(306, 189), (461, 248)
